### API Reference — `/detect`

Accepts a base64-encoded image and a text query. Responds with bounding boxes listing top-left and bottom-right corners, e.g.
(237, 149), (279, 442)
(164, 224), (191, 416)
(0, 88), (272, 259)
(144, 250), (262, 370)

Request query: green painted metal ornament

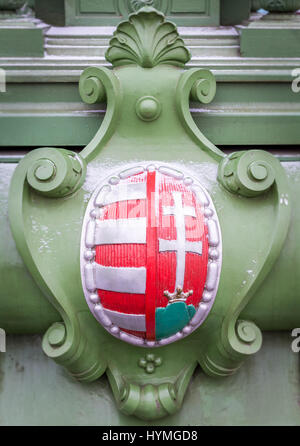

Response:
(7, 7), (293, 420)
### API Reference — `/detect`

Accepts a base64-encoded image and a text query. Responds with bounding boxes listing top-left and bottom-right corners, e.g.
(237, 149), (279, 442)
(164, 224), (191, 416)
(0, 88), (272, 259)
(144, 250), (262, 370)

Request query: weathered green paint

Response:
(252, 0), (300, 11)
(0, 164), (60, 334)
(0, 332), (299, 425)
(221, 0), (251, 26)
(240, 12), (300, 57)
(1, 7), (298, 421)
(0, 81), (299, 147)
(65, 0), (221, 26)
(0, 25), (43, 57)
(0, 0), (34, 10)
(0, 7), (299, 147)
(35, 0), (65, 26)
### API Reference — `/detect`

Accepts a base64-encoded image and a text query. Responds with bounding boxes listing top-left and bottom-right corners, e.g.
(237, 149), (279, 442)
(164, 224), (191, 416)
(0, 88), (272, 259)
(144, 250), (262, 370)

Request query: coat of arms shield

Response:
(81, 164), (222, 346)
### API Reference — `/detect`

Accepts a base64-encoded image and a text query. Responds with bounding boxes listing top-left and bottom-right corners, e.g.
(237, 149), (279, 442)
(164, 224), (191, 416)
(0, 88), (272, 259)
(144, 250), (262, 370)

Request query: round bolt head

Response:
(47, 323), (66, 347)
(136, 96), (161, 122)
(34, 160), (55, 182)
(249, 162), (268, 181)
(237, 321), (257, 344)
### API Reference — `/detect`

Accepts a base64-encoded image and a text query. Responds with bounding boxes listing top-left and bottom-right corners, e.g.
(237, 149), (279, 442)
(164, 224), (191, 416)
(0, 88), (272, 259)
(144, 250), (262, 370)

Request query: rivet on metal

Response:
(47, 323), (66, 347)
(136, 96), (161, 122)
(34, 160), (55, 182)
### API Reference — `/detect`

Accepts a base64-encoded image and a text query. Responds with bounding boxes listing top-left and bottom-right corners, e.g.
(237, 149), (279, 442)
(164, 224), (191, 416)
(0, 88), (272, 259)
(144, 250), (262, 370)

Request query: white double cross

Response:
(159, 192), (202, 291)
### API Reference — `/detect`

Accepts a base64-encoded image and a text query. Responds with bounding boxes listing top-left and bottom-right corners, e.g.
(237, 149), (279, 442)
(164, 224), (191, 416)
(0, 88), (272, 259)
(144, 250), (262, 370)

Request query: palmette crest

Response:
(105, 6), (191, 68)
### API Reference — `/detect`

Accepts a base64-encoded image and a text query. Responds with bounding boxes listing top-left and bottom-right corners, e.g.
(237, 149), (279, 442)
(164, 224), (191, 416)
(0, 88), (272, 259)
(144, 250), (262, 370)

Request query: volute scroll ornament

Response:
(8, 7), (291, 420)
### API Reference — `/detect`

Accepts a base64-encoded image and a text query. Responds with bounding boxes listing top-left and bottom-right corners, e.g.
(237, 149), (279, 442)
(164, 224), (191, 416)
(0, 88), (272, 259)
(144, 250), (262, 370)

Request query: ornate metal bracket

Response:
(8, 7), (291, 420)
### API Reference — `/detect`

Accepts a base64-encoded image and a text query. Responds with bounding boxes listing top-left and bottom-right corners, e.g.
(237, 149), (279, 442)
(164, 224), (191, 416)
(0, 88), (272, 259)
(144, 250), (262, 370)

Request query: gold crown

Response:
(164, 286), (193, 304)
